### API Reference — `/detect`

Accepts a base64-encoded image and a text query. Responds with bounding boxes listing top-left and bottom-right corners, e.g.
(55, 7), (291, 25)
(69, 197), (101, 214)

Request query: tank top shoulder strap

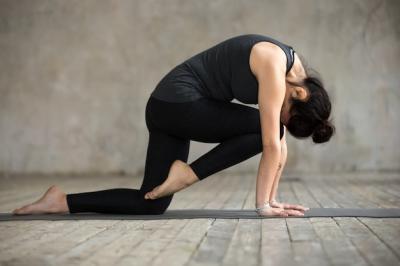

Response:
(244, 34), (296, 75)
(287, 46), (295, 75)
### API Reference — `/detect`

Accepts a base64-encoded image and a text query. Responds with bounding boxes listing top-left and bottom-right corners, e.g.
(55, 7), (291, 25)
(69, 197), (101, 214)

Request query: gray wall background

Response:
(0, 0), (399, 176)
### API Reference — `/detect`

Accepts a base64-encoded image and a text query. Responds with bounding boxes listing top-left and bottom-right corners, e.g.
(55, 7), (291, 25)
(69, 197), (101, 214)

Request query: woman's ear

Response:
(294, 86), (309, 101)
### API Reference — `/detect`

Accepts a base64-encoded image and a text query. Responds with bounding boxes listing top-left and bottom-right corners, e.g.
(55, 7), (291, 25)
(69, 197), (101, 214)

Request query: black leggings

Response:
(66, 96), (284, 214)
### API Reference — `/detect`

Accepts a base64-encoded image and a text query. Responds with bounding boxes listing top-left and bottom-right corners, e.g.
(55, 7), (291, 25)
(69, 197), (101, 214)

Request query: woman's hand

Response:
(258, 206), (305, 217)
(269, 200), (310, 212)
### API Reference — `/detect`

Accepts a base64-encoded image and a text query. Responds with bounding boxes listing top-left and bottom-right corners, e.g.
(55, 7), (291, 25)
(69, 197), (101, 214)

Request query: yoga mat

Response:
(1, 208), (400, 221)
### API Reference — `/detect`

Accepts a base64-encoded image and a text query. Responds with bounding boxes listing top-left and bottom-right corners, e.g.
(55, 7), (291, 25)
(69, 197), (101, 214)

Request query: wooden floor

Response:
(0, 172), (399, 266)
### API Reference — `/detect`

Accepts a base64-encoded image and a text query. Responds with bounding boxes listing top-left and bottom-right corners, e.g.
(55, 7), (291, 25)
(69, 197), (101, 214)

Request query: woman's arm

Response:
(249, 42), (286, 208)
(250, 42), (307, 216)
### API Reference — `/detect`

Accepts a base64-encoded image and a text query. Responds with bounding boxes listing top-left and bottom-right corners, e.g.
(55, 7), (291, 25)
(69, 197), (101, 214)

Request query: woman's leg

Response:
(144, 96), (284, 199)
(66, 129), (190, 215)
(13, 97), (192, 215)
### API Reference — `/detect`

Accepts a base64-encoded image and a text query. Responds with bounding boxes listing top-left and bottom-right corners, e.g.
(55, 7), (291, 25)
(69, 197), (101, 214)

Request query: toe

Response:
(144, 184), (169, 200)
(151, 186), (163, 199)
(150, 190), (159, 200)
(22, 205), (34, 214)
(14, 205), (30, 215)
(145, 191), (157, 200)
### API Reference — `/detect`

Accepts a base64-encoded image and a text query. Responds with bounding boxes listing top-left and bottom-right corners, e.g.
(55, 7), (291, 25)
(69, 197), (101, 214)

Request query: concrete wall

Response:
(0, 0), (399, 176)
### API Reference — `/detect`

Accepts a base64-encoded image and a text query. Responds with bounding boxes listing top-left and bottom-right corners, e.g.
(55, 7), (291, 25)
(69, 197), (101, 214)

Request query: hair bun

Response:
(312, 120), (334, 143)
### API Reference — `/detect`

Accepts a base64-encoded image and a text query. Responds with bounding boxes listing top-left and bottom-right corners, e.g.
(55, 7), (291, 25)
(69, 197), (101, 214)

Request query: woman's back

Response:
(151, 34), (295, 104)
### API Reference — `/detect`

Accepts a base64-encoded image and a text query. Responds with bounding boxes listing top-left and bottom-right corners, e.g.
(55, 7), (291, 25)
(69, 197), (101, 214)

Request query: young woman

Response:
(13, 34), (335, 217)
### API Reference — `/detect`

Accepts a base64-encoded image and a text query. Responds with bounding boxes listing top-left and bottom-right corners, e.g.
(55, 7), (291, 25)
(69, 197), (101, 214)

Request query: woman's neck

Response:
(287, 52), (307, 80)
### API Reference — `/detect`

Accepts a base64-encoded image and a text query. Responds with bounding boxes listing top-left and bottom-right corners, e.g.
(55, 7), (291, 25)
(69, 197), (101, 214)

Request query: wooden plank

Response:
(151, 219), (213, 266)
(299, 178), (370, 266)
(0, 220), (78, 251)
(286, 181), (328, 266)
(223, 174), (253, 209)
(358, 218), (400, 259)
(0, 220), (86, 262)
(242, 175), (256, 209)
(353, 182), (400, 208)
(315, 179), (359, 208)
(291, 241), (329, 266)
(185, 174), (245, 266)
(378, 183), (400, 199)
(0, 220), (120, 265)
(277, 181), (298, 204)
(203, 173), (242, 209)
(221, 174), (260, 266)
(262, 218), (328, 266)
(281, 181), (319, 242)
(265, 179), (328, 266)
(186, 219), (237, 266)
(290, 178), (335, 265)
(0, 220), (45, 243)
(316, 178), (397, 265)
(337, 179), (380, 208)
(335, 217), (400, 266)
(75, 220), (165, 266)
(221, 218), (260, 266)
(303, 179), (340, 208)
(261, 219), (294, 266)
(113, 219), (190, 266)
(291, 181), (321, 208)
(310, 218), (369, 266)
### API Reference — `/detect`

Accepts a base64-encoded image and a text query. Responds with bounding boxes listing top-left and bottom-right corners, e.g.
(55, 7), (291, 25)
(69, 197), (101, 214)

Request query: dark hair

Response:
(286, 59), (335, 144)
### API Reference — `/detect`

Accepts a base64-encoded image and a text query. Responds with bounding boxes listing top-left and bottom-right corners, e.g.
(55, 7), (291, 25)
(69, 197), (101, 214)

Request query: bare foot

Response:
(144, 160), (200, 200)
(12, 185), (69, 215)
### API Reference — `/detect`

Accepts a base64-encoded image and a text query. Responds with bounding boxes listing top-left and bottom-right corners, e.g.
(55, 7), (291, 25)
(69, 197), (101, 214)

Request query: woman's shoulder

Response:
(249, 41), (288, 77)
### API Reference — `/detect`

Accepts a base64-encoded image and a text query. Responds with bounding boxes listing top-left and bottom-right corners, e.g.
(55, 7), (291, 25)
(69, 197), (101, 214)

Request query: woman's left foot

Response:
(144, 160), (200, 200)
(12, 185), (69, 215)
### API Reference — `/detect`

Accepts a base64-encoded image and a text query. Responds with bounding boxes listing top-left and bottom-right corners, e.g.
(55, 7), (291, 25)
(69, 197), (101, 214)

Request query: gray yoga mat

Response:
(1, 208), (400, 221)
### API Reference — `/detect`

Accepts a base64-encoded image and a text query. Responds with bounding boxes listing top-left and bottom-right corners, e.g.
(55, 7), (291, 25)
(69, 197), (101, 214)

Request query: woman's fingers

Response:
(259, 207), (286, 217)
(270, 200), (310, 211)
(282, 203), (310, 211)
(283, 209), (305, 216)
(258, 205), (308, 217)
(269, 202), (284, 209)
(277, 210), (289, 217)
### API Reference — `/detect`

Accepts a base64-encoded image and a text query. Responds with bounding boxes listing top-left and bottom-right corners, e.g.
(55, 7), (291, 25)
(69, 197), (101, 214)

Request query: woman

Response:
(13, 34), (335, 217)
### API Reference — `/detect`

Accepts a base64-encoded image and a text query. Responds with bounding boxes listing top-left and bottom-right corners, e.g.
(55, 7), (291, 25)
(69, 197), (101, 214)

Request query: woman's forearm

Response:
(255, 145), (281, 207)
(269, 156), (286, 201)
(269, 139), (287, 201)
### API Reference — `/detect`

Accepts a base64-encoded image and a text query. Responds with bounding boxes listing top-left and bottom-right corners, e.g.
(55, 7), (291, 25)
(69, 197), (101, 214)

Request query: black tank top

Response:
(151, 34), (295, 104)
